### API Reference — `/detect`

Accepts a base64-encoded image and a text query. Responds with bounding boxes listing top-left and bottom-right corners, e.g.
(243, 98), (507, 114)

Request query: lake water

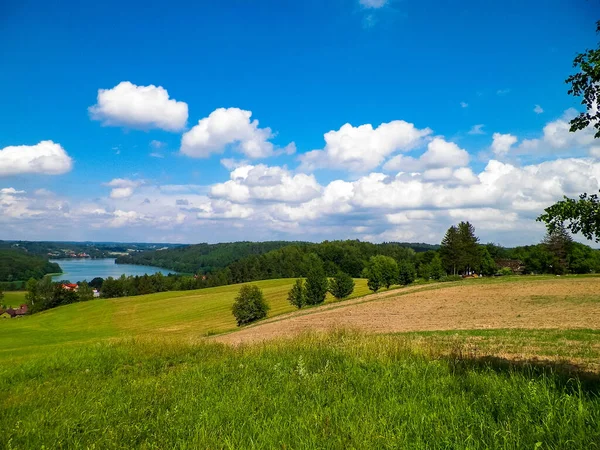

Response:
(50, 258), (175, 282)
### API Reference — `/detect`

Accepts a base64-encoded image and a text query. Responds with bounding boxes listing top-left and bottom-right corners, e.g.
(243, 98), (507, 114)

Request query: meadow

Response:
(1, 276), (600, 448)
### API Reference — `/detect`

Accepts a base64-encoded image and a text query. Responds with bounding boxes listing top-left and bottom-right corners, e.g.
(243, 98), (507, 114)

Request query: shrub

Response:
(287, 279), (306, 309)
(498, 267), (513, 276)
(329, 272), (355, 300)
(232, 285), (270, 326)
(439, 275), (462, 283)
(305, 261), (329, 305)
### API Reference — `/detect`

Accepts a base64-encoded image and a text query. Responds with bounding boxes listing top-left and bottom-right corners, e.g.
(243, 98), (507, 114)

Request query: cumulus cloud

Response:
(211, 164), (322, 204)
(181, 107), (291, 159)
(89, 81), (188, 131)
(534, 105), (544, 114)
(104, 178), (143, 199)
(299, 120), (432, 172)
(491, 133), (518, 156)
(0, 141), (73, 176)
(383, 137), (469, 172)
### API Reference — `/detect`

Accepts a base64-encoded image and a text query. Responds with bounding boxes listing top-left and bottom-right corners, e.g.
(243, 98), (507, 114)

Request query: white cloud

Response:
(299, 120), (432, 172)
(104, 178), (143, 199)
(0, 188), (25, 195)
(359, 0), (388, 8)
(89, 81), (188, 131)
(180, 107), (289, 159)
(211, 164), (322, 204)
(497, 88), (511, 96)
(468, 124), (485, 135)
(491, 133), (518, 156)
(460, 101), (468, 108)
(534, 105), (544, 114)
(149, 152), (164, 158)
(0, 141), (73, 176)
(383, 137), (469, 172)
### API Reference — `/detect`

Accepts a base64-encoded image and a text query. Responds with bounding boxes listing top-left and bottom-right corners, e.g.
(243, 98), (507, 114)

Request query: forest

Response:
(0, 250), (61, 283)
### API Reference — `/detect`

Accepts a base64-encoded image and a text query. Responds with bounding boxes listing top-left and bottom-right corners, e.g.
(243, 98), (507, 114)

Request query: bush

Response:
(439, 275), (462, 283)
(232, 285), (270, 326)
(287, 279), (306, 309)
(498, 267), (513, 276)
(305, 261), (328, 305)
(329, 272), (355, 300)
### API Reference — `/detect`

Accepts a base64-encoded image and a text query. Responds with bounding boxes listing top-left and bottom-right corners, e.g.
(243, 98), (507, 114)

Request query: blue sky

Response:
(1, 0), (599, 245)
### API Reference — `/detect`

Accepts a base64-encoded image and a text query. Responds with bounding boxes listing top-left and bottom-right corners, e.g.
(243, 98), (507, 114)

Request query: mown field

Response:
(0, 278), (378, 361)
(1, 291), (26, 308)
(1, 276), (600, 448)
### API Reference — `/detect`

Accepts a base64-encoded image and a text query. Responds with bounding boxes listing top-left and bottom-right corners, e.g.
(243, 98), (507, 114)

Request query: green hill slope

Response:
(0, 278), (374, 360)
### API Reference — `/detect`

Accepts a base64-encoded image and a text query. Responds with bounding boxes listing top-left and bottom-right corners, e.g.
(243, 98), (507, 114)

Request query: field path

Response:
(214, 278), (600, 345)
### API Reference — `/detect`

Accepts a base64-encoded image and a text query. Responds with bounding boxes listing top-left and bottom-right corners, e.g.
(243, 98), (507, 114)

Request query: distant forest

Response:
(0, 250), (61, 283)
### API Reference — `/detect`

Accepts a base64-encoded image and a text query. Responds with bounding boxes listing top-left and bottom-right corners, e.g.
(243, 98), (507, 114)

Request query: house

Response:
(3, 308), (16, 318)
(62, 283), (79, 291)
(0, 311), (11, 319)
(93, 289), (100, 298)
(14, 304), (28, 316)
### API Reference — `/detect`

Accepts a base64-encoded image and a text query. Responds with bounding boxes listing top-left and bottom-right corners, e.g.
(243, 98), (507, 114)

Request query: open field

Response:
(1, 291), (26, 308)
(0, 278), (380, 361)
(2, 276), (600, 448)
(216, 277), (600, 348)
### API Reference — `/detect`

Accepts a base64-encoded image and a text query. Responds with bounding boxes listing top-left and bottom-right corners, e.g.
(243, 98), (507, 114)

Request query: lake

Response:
(50, 258), (175, 282)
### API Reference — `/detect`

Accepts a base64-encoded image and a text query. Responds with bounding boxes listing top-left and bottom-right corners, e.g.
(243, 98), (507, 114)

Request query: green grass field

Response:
(0, 279), (381, 361)
(1, 291), (26, 308)
(2, 276), (600, 448)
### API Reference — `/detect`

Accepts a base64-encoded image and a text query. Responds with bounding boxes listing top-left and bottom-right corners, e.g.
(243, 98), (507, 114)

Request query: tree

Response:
(565, 20), (600, 138)
(440, 226), (460, 275)
(329, 271), (355, 300)
(232, 284), (269, 326)
(287, 279), (306, 309)
(77, 281), (94, 301)
(89, 277), (104, 290)
(537, 20), (600, 237)
(479, 247), (497, 276)
(363, 255), (398, 292)
(305, 260), (329, 305)
(542, 224), (574, 274)
(429, 254), (445, 280)
(538, 192), (600, 242)
(457, 221), (481, 274)
(0, 289), (3, 301)
(397, 261), (416, 286)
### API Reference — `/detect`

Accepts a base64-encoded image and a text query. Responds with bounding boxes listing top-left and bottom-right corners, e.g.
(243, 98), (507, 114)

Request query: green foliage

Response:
(429, 254), (446, 280)
(305, 258), (329, 305)
(116, 241), (297, 274)
(479, 247), (497, 276)
(77, 281), (94, 301)
(397, 261), (416, 285)
(498, 267), (513, 276)
(231, 285), (269, 326)
(542, 224), (574, 275)
(440, 222), (481, 275)
(89, 277), (104, 289)
(0, 250), (61, 282)
(439, 275), (463, 282)
(287, 279), (306, 309)
(538, 192), (600, 242)
(1, 333), (599, 449)
(364, 255), (398, 292)
(328, 271), (355, 300)
(565, 20), (600, 138)
(0, 289), (3, 301)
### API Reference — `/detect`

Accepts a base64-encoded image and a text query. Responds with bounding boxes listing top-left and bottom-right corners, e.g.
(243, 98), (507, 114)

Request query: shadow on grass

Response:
(445, 349), (600, 397)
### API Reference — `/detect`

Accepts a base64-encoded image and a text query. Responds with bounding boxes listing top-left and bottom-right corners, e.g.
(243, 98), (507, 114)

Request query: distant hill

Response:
(0, 250), (62, 282)
(115, 241), (305, 274)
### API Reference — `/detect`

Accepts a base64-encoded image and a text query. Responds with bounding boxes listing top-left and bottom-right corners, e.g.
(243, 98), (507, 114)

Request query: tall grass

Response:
(1, 332), (598, 449)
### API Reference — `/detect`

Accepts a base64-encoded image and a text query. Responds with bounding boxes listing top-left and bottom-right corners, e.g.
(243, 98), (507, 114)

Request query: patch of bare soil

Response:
(214, 278), (600, 345)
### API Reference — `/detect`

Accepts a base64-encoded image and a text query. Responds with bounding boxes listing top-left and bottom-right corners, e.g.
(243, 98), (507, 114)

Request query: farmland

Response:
(1, 276), (600, 448)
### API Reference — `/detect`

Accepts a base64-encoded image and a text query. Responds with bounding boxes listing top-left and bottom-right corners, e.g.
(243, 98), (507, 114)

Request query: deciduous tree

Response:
(287, 279), (306, 309)
(329, 271), (355, 300)
(232, 285), (269, 326)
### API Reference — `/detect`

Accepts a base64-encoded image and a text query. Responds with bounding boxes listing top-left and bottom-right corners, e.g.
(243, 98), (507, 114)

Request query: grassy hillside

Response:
(0, 249), (61, 282)
(1, 333), (599, 448)
(0, 278), (376, 360)
(1, 291), (26, 307)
